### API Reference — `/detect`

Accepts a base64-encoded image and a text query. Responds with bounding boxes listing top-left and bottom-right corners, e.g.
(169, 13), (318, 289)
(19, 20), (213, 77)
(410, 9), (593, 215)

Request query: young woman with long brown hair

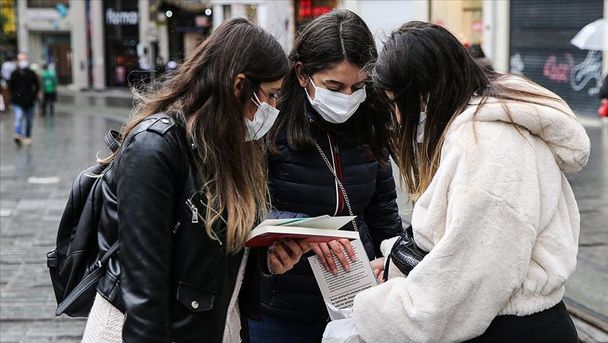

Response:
(81, 18), (308, 343)
(351, 21), (590, 342)
(249, 10), (402, 342)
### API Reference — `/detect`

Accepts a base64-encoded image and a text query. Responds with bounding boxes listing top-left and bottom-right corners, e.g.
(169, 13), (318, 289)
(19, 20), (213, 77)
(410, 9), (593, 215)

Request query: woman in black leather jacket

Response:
(82, 18), (308, 343)
(248, 10), (402, 342)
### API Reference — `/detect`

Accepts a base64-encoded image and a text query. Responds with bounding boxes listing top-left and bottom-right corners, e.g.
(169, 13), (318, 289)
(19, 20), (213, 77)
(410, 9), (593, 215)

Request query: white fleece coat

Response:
(352, 77), (590, 342)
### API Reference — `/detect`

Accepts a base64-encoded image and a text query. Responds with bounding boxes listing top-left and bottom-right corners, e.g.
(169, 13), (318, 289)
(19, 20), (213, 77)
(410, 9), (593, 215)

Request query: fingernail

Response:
(332, 269), (338, 275)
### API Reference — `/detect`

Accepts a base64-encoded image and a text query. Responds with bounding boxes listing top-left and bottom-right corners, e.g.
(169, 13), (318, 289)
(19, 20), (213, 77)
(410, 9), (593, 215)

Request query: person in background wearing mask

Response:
(9, 52), (39, 147)
(41, 63), (58, 117)
(249, 10), (402, 342)
(81, 19), (304, 342)
(1, 52), (17, 112)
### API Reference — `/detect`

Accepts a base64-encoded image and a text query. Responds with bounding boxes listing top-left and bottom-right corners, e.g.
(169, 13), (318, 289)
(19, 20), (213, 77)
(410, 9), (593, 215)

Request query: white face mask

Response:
(305, 78), (366, 124)
(18, 61), (29, 69)
(246, 92), (280, 141)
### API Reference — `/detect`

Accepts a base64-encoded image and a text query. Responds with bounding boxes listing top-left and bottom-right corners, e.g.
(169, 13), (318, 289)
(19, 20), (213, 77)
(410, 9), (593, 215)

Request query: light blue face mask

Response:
(246, 92), (280, 142)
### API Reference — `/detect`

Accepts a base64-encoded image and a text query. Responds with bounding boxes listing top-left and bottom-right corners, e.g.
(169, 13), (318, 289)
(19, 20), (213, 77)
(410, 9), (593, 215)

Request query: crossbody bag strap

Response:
(312, 139), (359, 232)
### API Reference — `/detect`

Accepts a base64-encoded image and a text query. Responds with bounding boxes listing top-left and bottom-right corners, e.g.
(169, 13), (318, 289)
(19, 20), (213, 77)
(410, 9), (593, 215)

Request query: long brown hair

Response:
(374, 21), (568, 199)
(108, 18), (288, 253)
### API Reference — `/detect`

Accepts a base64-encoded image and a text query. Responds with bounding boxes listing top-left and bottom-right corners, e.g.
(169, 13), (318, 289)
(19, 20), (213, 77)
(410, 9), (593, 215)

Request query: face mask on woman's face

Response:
(246, 92), (280, 141)
(305, 78), (367, 124)
(18, 60), (29, 69)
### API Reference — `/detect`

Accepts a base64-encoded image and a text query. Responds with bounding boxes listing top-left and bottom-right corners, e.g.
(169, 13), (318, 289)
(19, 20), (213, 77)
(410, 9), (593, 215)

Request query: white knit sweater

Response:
(352, 77), (590, 342)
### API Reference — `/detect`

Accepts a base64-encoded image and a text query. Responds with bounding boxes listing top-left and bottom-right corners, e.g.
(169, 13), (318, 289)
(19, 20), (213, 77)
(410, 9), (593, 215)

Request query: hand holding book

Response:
(267, 238), (311, 275)
(310, 239), (357, 275)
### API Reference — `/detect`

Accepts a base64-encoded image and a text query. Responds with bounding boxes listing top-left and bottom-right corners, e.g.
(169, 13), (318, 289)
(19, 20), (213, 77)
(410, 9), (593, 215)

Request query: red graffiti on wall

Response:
(543, 54), (574, 82)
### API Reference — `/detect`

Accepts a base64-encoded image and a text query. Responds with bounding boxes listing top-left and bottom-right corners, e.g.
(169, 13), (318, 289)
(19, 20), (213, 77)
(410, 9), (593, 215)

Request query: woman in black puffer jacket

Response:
(248, 10), (402, 343)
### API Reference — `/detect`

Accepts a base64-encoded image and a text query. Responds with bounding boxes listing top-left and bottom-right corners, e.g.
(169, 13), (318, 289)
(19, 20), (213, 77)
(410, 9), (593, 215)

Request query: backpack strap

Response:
(104, 130), (122, 153)
(55, 241), (120, 316)
(99, 241), (119, 265)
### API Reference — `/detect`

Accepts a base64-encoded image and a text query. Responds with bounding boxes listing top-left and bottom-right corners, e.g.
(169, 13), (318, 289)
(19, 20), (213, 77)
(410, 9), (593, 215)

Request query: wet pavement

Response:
(0, 94), (607, 342)
(563, 123), (608, 331)
(1, 105), (122, 342)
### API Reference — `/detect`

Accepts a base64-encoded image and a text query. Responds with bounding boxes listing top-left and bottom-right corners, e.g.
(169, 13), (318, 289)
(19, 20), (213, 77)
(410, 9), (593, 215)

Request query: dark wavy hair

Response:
(374, 21), (566, 199)
(268, 9), (393, 163)
(106, 18), (288, 252)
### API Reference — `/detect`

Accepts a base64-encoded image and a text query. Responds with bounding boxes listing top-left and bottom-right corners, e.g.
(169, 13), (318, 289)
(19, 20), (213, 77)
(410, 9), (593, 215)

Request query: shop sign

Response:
(105, 8), (138, 26)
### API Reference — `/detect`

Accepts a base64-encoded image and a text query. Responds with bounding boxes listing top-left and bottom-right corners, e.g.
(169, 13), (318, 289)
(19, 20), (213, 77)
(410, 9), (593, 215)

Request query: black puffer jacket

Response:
(261, 109), (402, 322)
(96, 114), (262, 342)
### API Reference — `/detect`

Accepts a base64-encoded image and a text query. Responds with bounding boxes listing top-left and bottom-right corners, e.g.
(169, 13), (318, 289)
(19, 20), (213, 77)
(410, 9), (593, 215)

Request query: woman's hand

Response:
(267, 239), (311, 275)
(309, 239), (357, 275)
(371, 257), (386, 284)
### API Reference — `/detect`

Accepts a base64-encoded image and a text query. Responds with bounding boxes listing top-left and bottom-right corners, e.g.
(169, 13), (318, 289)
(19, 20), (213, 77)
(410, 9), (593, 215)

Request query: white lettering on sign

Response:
(105, 8), (138, 25)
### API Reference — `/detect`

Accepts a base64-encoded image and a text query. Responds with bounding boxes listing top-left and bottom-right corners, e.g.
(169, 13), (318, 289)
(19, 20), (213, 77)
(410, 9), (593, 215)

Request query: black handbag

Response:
(383, 225), (428, 280)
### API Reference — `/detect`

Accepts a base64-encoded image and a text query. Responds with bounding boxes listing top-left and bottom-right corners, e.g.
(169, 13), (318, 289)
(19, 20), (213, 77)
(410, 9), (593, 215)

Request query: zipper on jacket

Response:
(172, 221), (181, 234)
(185, 193), (224, 246)
(186, 198), (200, 224)
(327, 133), (346, 215)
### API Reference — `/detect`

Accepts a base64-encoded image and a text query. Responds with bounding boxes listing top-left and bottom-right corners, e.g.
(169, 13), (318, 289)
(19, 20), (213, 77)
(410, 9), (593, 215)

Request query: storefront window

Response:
(222, 4), (232, 21)
(41, 33), (71, 84)
(27, 0), (68, 8)
(103, 0), (139, 87)
(245, 4), (257, 23)
(430, 0), (483, 46)
(162, 3), (212, 61)
(295, 0), (337, 31)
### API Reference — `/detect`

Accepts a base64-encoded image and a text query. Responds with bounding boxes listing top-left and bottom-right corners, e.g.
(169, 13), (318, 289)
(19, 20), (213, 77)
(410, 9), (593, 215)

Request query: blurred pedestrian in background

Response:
(8, 52), (39, 147)
(1, 52), (17, 113)
(41, 63), (58, 117)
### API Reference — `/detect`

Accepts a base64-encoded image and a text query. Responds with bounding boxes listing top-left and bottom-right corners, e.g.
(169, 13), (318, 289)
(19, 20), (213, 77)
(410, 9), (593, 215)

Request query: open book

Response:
(309, 239), (377, 312)
(245, 215), (359, 247)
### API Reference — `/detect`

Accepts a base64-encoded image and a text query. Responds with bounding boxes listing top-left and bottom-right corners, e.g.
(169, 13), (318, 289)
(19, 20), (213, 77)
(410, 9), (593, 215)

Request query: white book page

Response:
(291, 216), (355, 230)
(308, 239), (377, 309)
(255, 215), (355, 230)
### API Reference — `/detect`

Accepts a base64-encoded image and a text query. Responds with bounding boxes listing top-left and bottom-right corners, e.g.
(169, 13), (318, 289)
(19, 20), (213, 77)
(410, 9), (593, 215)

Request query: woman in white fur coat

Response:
(352, 21), (591, 342)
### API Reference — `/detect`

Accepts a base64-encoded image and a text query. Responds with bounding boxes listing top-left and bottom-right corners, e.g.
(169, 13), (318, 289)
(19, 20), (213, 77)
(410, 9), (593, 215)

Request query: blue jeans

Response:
(13, 104), (34, 137)
(249, 315), (327, 343)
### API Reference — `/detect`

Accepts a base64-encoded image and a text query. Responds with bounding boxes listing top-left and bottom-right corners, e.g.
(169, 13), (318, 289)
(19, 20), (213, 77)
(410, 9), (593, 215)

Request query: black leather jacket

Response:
(96, 114), (261, 342)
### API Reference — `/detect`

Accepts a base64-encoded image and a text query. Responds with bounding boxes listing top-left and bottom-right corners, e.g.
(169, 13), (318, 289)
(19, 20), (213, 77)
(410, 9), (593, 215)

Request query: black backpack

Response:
(47, 130), (122, 317)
